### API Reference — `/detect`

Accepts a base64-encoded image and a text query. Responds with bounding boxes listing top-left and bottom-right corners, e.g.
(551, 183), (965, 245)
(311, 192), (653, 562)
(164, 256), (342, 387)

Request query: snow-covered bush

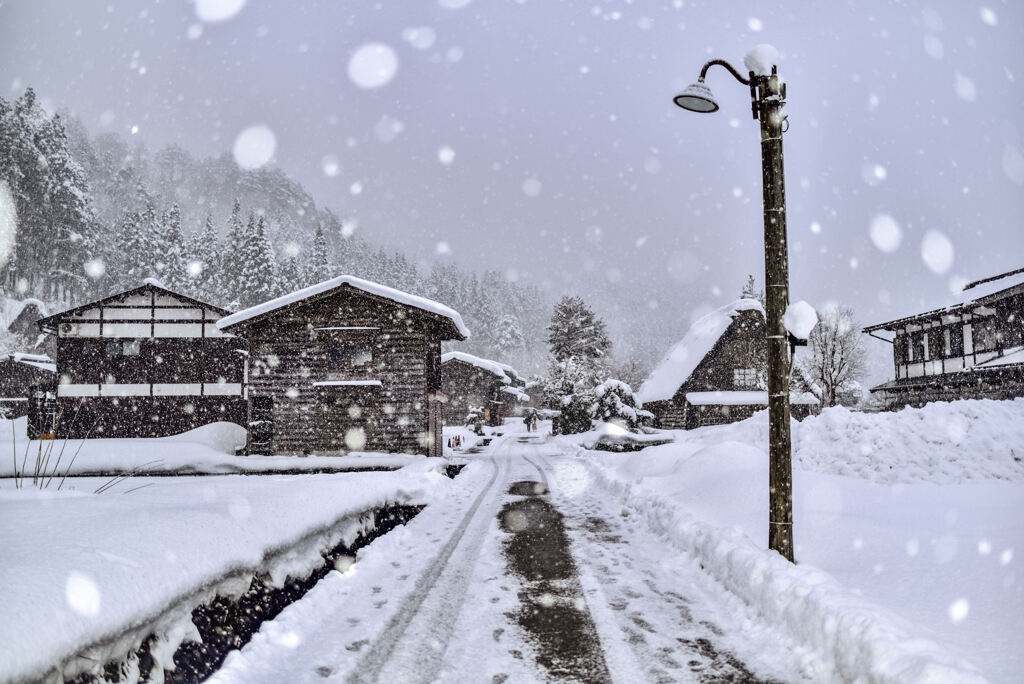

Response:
(590, 379), (653, 430)
(558, 392), (595, 435)
(465, 406), (484, 435)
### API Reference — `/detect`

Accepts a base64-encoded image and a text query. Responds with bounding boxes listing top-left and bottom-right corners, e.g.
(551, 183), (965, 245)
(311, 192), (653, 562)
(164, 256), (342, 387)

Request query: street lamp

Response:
(673, 54), (795, 562)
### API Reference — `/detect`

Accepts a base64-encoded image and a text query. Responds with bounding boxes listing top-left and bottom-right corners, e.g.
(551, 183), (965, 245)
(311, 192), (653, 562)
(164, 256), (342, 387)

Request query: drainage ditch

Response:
(66, 503), (424, 684)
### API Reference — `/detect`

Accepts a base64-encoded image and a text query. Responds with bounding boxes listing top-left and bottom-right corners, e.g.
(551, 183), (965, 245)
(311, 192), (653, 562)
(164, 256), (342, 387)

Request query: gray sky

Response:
(2, 0), (1022, 378)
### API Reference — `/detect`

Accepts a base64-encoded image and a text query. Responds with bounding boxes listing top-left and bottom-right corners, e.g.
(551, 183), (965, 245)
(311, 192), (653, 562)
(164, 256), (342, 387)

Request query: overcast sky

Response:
(2, 0), (1022, 377)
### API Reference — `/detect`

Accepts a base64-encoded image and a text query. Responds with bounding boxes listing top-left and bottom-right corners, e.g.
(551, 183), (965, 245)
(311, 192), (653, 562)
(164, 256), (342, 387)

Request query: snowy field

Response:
(0, 460), (455, 683)
(0, 419), (418, 477)
(564, 399), (1024, 683)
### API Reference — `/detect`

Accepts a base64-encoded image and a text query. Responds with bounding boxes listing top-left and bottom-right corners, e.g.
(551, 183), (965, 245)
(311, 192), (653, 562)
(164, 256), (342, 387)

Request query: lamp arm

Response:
(698, 59), (751, 86)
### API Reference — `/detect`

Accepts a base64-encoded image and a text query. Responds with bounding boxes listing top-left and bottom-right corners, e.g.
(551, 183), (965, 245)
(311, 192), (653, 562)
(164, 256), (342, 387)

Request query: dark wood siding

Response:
(241, 288), (442, 456)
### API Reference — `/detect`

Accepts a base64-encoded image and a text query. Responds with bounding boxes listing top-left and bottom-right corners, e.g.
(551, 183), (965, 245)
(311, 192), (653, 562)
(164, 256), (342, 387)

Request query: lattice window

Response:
(733, 368), (757, 387)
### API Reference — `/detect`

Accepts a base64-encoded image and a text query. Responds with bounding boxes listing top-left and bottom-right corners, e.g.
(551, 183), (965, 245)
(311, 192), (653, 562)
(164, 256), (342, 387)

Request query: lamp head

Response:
(673, 80), (719, 113)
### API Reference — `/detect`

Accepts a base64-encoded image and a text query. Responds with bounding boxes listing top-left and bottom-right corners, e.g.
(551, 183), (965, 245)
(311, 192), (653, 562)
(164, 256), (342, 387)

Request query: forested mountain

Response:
(0, 88), (549, 373)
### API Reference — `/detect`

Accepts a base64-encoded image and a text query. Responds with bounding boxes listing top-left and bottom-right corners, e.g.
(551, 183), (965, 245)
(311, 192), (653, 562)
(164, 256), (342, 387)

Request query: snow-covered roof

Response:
(501, 386), (530, 401)
(637, 299), (765, 404)
(441, 351), (512, 383)
(685, 391), (819, 406)
(864, 267), (1024, 332)
(1, 297), (49, 330)
(974, 346), (1024, 369)
(4, 352), (56, 373)
(217, 275), (469, 340)
(312, 380), (383, 387)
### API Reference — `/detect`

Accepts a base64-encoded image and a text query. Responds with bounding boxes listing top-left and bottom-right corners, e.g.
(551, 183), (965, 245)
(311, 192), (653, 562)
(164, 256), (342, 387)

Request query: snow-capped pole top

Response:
(743, 44), (780, 77)
(783, 300), (818, 341)
(217, 274), (470, 340)
(441, 351), (513, 384)
(142, 276), (166, 289)
(637, 298), (765, 404)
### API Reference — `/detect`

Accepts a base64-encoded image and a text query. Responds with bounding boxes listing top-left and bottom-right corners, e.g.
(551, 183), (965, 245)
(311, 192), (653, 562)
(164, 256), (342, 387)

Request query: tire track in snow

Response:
(346, 435), (512, 684)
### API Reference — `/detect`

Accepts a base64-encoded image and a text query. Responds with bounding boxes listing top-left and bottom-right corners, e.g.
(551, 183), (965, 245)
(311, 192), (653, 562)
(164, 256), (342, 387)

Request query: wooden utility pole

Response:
(755, 67), (794, 562)
(674, 58), (795, 562)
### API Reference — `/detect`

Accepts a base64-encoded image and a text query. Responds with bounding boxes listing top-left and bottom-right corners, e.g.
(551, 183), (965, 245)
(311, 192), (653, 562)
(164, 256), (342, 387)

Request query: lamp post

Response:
(673, 56), (795, 562)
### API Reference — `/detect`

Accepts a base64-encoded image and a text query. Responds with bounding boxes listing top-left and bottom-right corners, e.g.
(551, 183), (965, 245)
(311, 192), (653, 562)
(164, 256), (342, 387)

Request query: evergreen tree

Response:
(277, 255), (302, 296)
(221, 199), (245, 296)
(235, 214), (276, 306)
(159, 204), (186, 291)
(741, 274), (766, 306)
(305, 223), (330, 285)
(547, 296), (611, 371)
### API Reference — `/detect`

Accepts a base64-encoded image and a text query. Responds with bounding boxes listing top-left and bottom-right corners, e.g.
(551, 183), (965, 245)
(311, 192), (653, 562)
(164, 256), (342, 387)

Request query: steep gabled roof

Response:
(217, 275), (469, 341)
(637, 299), (765, 404)
(441, 351), (512, 384)
(864, 266), (1024, 333)
(37, 282), (231, 334)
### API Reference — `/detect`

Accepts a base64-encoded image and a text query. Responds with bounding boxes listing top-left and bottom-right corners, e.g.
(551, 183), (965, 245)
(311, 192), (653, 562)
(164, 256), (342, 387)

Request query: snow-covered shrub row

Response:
(580, 461), (987, 684)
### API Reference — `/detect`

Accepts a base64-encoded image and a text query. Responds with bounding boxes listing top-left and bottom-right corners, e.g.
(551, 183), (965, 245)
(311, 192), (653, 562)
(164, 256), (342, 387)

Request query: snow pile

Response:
(584, 457), (987, 683)
(0, 462), (455, 683)
(744, 44), (780, 76)
(637, 298), (765, 404)
(568, 399), (1024, 682)
(217, 274), (470, 339)
(784, 300), (818, 340)
(0, 419), (419, 476)
(794, 400), (1024, 484)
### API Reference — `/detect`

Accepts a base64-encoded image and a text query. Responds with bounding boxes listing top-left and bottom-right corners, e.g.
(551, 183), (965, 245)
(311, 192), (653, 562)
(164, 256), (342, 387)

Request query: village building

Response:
(0, 352), (55, 421)
(637, 299), (818, 429)
(863, 267), (1024, 408)
(440, 351), (525, 426)
(217, 275), (468, 457)
(36, 281), (246, 438)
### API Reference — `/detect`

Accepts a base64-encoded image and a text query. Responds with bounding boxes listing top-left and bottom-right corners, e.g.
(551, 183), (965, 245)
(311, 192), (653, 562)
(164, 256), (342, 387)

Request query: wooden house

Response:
(36, 281), (246, 438)
(0, 353), (55, 420)
(217, 275), (468, 457)
(440, 352), (524, 426)
(863, 267), (1024, 408)
(637, 299), (818, 429)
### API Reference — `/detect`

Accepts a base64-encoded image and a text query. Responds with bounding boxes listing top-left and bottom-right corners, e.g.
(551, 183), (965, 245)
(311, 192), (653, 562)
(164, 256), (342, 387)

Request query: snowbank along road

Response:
(210, 422), (817, 683)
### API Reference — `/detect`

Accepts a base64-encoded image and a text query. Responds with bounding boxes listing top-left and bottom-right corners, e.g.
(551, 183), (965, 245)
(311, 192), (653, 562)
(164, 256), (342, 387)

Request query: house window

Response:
(329, 341), (373, 368)
(973, 318), (999, 352)
(105, 339), (141, 357)
(733, 368), (757, 387)
(949, 325), (964, 357)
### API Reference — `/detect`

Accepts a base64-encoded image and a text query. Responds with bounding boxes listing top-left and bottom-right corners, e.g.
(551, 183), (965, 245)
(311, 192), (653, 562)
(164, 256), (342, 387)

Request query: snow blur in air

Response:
(321, 155), (341, 177)
(65, 571), (101, 617)
(522, 177), (542, 197)
(948, 598), (970, 623)
(374, 115), (405, 143)
(232, 125), (276, 170)
(921, 230), (954, 274)
(195, 0), (246, 23)
(0, 180), (16, 269)
(438, 146), (456, 165)
(347, 43), (399, 89)
(84, 258), (106, 279)
(402, 27), (437, 50)
(869, 214), (902, 253)
(438, 0), (473, 9)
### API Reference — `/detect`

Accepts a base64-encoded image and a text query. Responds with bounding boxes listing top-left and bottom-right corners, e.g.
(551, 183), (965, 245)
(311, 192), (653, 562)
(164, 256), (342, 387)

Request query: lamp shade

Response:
(673, 81), (718, 113)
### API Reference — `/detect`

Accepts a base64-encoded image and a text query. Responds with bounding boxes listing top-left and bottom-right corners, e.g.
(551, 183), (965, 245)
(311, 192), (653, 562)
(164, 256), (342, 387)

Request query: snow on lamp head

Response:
(673, 80), (719, 113)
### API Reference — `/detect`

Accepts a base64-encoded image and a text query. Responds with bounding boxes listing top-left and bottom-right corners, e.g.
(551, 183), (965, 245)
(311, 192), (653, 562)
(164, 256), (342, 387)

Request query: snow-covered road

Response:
(211, 424), (816, 683)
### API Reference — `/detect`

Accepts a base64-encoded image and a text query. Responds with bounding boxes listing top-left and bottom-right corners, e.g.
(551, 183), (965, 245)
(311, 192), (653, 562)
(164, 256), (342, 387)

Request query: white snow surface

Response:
(216, 274), (470, 338)
(637, 298), (765, 404)
(0, 461), (454, 683)
(441, 350), (513, 383)
(744, 43), (780, 76)
(5, 351), (55, 373)
(784, 300), (818, 340)
(565, 398), (1024, 683)
(0, 419), (418, 475)
(685, 390), (819, 405)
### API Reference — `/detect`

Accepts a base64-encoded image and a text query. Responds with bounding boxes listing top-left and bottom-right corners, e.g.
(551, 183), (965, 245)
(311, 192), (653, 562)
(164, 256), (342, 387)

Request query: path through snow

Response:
(210, 424), (817, 683)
